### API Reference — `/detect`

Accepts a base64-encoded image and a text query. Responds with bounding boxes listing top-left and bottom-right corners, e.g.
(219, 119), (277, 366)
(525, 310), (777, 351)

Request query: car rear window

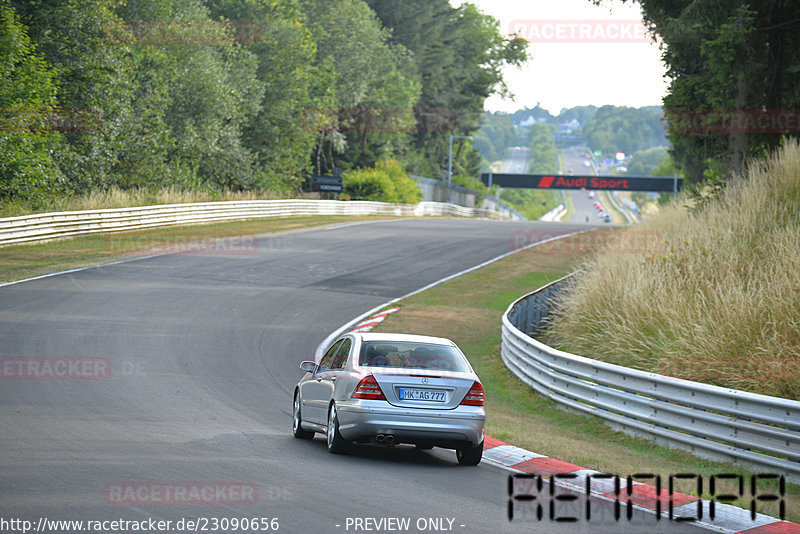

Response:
(359, 341), (470, 372)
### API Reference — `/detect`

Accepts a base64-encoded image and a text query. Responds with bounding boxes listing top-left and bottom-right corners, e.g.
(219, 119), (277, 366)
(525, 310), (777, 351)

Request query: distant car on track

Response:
(293, 332), (486, 465)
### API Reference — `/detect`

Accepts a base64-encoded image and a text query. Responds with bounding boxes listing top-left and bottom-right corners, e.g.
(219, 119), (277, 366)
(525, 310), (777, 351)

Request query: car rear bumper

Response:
(335, 400), (485, 447)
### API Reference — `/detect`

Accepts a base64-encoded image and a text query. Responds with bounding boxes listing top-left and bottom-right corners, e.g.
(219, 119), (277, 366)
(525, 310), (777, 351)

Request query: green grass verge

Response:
(560, 190), (574, 221)
(371, 233), (798, 522)
(600, 191), (627, 224)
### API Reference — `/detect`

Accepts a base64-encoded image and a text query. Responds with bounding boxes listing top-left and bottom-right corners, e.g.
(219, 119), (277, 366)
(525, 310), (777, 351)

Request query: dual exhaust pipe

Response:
(375, 433), (396, 445)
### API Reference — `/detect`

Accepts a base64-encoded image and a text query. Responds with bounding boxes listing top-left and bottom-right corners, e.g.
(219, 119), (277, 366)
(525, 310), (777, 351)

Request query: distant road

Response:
(561, 145), (614, 225)
(500, 146), (530, 173)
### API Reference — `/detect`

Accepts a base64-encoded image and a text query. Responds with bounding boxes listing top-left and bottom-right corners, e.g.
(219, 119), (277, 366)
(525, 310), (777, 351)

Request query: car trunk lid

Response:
(369, 370), (477, 409)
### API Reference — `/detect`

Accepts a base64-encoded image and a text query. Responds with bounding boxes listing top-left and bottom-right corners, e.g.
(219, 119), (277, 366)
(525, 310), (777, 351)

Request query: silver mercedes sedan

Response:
(292, 332), (486, 465)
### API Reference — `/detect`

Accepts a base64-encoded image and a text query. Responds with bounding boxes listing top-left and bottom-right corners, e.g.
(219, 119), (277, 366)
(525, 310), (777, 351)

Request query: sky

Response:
(452, 0), (670, 115)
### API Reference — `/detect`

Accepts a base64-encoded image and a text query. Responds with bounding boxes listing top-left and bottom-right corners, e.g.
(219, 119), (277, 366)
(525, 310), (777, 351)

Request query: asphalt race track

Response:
(0, 218), (703, 533)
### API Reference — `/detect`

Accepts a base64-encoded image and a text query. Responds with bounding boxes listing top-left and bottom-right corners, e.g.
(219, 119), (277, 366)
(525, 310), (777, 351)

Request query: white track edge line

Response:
(0, 218), (400, 289)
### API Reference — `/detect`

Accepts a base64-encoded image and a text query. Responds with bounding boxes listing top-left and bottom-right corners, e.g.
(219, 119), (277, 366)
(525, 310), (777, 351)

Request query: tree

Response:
(300, 0), (421, 173)
(366, 0), (527, 177)
(0, 2), (64, 202)
(619, 0), (800, 181)
(556, 105), (598, 128)
(473, 112), (517, 164)
(117, 0), (264, 192)
(527, 122), (559, 173)
(12, 0), (133, 193)
(208, 0), (325, 192)
(582, 106), (667, 155)
(626, 146), (670, 176)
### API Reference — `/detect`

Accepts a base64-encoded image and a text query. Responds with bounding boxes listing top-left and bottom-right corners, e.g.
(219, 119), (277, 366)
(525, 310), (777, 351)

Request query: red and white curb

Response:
(349, 308), (399, 333)
(482, 436), (799, 533)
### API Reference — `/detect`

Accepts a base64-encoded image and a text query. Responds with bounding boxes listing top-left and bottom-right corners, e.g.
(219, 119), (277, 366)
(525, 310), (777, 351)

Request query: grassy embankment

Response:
(371, 232), (797, 521)
(599, 191), (628, 224)
(547, 141), (800, 400)
(560, 190), (574, 221)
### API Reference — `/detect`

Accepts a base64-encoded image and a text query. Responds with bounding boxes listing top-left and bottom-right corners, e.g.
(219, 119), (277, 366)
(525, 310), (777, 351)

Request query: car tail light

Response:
(352, 375), (386, 400)
(460, 381), (484, 406)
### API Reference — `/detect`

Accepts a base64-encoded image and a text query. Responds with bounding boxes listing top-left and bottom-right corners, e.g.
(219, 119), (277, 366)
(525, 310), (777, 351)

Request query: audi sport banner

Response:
(480, 173), (682, 192)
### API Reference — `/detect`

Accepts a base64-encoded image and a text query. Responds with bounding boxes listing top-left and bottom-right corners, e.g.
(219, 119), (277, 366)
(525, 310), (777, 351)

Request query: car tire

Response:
(292, 393), (314, 440)
(456, 440), (483, 466)
(326, 404), (349, 454)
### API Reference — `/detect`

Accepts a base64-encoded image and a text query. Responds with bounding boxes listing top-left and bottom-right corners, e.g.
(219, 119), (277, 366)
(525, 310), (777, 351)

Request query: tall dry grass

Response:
(545, 141), (800, 399)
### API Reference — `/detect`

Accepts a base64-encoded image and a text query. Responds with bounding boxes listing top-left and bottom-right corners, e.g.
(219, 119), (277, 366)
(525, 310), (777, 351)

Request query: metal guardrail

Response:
(0, 200), (505, 247)
(501, 273), (800, 482)
(538, 191), (566, 222)
(538, 203), (566, 222)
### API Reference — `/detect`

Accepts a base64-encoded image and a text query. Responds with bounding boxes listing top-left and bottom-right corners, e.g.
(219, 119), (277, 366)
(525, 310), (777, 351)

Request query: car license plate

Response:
(398, 388), (446, 402)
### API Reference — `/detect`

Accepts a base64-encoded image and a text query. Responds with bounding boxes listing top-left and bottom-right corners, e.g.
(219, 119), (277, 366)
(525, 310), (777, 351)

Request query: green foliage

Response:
(12, 0), (135, 194)
(208, 0), (320, 192)
(684, 160), (728, 213)
(1, 0), (523, 210)
(300, 0), (421, 174)
(556, 106), (597, 127)
(626, 146), (669, 176)
(493, 122), (559, 220)
(509, 105), (554, 126)
(473, 112), (517, 164)
(366, 0), (528, 177)
(499, 189), (558, 220)
(449, 138), (483, 185)
(632, 0), (800, 181)
(583, 105), (667, 156)
(342, 159), (421, 203)
(527, 122), (558, 173)
(651, 151), (681, 178)
(0, 2), (65, 203)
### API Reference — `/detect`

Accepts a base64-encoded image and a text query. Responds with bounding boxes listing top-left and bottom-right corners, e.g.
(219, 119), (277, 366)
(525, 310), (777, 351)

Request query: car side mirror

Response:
(299, 361), (317, 374)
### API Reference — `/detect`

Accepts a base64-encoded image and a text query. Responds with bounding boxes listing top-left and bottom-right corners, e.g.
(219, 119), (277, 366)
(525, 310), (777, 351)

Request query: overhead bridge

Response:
(481, 173), (682, 193)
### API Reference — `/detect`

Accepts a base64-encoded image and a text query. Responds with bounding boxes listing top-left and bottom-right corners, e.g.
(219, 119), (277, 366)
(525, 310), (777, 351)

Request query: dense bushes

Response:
(0, 0), (526, 213)
(343, 160), (421, 203)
